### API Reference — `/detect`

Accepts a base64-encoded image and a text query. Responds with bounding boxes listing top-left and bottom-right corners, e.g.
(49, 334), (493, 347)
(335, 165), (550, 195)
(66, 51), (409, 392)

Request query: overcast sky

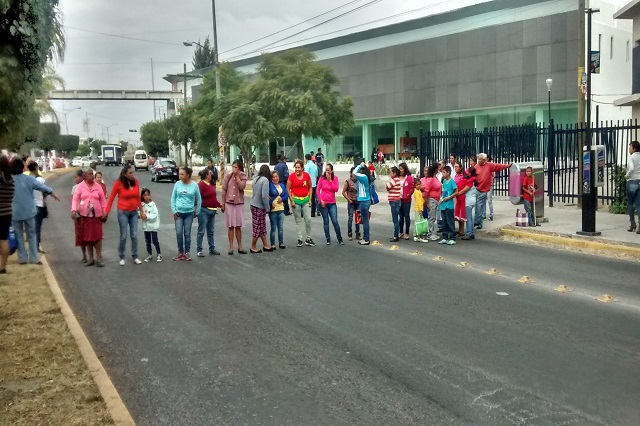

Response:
(53, 0), (499, 144)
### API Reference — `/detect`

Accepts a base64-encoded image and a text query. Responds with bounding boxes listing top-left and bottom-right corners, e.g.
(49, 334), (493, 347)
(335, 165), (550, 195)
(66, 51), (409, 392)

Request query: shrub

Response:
(609, 165), (627, 214)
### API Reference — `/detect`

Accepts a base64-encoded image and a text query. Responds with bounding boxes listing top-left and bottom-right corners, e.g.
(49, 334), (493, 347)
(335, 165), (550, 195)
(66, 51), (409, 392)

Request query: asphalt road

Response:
(42, 167), (640, 425)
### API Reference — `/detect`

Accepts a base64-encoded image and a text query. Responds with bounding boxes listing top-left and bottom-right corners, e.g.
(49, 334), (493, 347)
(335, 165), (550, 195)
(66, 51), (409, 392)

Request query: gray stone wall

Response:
(321, 10), (580, 120)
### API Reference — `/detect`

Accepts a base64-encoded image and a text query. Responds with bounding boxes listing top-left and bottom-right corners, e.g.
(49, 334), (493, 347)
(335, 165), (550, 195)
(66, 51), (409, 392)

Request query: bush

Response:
(609, 165), (627, 214)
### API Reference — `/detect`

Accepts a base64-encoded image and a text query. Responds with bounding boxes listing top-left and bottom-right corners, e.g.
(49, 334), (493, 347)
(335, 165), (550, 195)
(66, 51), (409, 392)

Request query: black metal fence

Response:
(418, 120), (639, 205)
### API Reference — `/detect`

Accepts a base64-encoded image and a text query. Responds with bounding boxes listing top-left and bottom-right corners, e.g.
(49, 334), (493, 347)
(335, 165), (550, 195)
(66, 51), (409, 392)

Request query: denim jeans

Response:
(389, 200), (401, 238)
(427, 198), (438, 236)
(475, 191), (488, 227)
(441, 208), (456, 241)
(197, 208), (217, 253)
(399, 201), (411, 234)
(269, 210), (284, 245)
(13, 216), (38, 263)
(117, 209), (139, 260)
(144, 231), (161, 255)
(175, 212), (194, 254)
(465, 204), (475, 238)
(320, 203), (342, 242)
(523, 199), (535, 226)
(627, 180), (640, 222)
(486, 185), (494, 218)
(359, 200), (371, 242)
(35, 206), (47, 248)
(292, 202), (311, 241)
(347, 202), (360, 235)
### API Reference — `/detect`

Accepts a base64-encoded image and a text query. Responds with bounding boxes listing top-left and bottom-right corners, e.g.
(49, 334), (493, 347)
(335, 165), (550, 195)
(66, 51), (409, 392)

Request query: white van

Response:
(134, 150), (149, 171)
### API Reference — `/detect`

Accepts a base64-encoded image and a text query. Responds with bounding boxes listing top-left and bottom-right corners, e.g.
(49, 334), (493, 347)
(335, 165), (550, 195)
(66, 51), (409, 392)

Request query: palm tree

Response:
(35, 63), (65, 122)
(47, 5), (66, 63)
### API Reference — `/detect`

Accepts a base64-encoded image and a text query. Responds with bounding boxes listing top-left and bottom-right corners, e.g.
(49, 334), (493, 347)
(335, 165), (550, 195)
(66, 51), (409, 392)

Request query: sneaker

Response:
(447, 240), (457, 245)
(143, 255), (153, 263)
(413, 236), (421, 242)
(404, 234), (410, 240)
(419, 237), (430, 243)
(297, 239), (303, 247)
(119, 259), (125, 266)
(305, 237), (316, 247)
(489, 216), (494, 221)
(428, 233), (440, 241)
(184, 253), (192, 261)
(210, 249), (221, 255)
(339, 240), (345, 245)
(326, 241), (331, 245)
(133, 258), (142, 265)
(197, 251), (205, 257)
(348, 232), (353, 241)
(156, 255), (163, 262)
(438, 239), (448, 245)
(173, 253), (184, 261)
(390, 237), (399, 242)
(358, 240), (370, 245)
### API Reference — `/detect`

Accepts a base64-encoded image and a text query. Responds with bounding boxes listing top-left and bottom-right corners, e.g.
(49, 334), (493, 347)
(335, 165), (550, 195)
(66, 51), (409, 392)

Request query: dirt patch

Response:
(0, 258), (113, 425)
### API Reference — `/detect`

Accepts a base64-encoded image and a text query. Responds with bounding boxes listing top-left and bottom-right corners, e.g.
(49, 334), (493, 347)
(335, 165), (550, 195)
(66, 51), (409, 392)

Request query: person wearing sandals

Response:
(71, 168), (106, 267)
(269, 170), (288, 250)
(249, 165), (273, 253)
(171, 167), (202, 261)
(221, 160), (248, 254)
(317, 163), (344, 245)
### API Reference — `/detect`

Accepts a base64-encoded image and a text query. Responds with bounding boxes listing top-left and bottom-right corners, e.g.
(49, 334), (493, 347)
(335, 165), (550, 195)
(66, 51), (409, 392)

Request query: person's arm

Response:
(342, 180), (351, 202)
(146, 203), (158, 221)
(171, 183), (178, 214)
(194, 183), (202, 216)
(71, 184), (81, 217)
(261, 179), (270, 212)
(286, 179), (296, 209)
(105, 181), (120, 214)
(221, 174), (228, 206)
(236, 172), (247, 190)
(97, 186), (107, 217)
(31, 178), (58, 201)
(280, 183), (289, 203)
(329, 176), (339, 193)
(491, 162), (512, 173)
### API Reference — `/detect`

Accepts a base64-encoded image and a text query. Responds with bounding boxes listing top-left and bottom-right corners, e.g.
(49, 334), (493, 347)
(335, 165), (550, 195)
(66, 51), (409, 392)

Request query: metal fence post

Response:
(547, 119), (555, 207)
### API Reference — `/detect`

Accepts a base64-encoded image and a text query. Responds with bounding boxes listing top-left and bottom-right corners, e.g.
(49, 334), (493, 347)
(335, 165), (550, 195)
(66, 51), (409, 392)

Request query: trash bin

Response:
(509, 162), (544, 222)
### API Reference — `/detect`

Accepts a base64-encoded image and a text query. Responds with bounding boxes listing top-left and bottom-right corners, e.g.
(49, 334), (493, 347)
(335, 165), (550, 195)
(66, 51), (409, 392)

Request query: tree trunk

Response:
(295, 133), (304, 161)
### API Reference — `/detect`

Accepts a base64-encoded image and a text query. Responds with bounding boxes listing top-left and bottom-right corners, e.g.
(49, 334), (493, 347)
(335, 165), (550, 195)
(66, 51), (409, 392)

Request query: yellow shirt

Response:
(272, 184), (284, 212)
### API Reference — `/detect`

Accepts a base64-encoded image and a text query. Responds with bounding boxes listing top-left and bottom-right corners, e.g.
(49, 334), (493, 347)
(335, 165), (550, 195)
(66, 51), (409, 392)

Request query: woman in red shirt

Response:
(286, 160), (315, 247)
(105, 165), (144, 265)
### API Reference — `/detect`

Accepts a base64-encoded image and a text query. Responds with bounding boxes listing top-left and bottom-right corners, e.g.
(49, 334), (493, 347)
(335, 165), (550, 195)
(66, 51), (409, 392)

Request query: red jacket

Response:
(106, 179), (141, 213)
(198, 180), (221, 209)
(475, 162), (510, 192)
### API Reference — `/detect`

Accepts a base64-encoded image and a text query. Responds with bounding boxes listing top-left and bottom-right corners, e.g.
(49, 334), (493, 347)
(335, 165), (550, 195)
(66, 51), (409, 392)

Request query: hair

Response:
(258, 164), (271, 180)
(90, 161), (97, 169)
(208, 158), (213, 163)
(525, 166), (533, 173)
(231, 159), (244, 172)
(449, 154), (456, 159)
(140, 187), (151, 202)
(469, 155), (477, 164)
(294, 159), (305, 169)
(181, 167), (193, 178)
(443, 165), (452, 175)
(10, 158), (24, 175)
(367, 161), (373, 165)
(0, 155), (11, 183)
(317, 147), (321, 151)
(360, 164), (372, 183)
(350, 166), (355, 174)
(427, 164), (438, 178)
(75, 169), (85, 178)
(454, 161), (463, 170)
(199, 168), (211, 181)
(322, 163), (334, 181)
(305, 154), (312, 161)
(465, 166), (477, 179)
(119, 164), (134, 189)
(390, 166), (400, 177)
(27, 161), (38, 172)
(277, 154), (283, 161)
(630, 141), (640, 152)
(272, 170), (280, 179)
(398, 162), (411, 177)
(478, 153), (488, 161)
(95, 171), (103, 178)
(84, 167), (94, 175)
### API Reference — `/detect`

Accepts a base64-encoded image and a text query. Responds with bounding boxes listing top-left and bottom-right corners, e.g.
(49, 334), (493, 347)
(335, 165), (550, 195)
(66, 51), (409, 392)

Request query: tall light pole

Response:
(97, 123), (117, 145)
(63, 106), (81, 134)
(545, 78), (552, 125)
(545, 78), (553, 207)
(579, 7), (601, 236)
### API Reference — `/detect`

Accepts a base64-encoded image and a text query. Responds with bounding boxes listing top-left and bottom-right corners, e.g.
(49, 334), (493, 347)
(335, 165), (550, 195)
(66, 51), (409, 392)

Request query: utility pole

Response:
(212, 0), (225, 183)
(578, 7), (601, 236)
(577, 0), (586, 207)
(151, 58), (156, 121)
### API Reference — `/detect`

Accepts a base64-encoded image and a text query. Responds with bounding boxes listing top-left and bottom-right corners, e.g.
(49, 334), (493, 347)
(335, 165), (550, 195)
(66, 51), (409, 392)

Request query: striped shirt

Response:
(0, 178), (14, 216)
(385, 177), (402, 201)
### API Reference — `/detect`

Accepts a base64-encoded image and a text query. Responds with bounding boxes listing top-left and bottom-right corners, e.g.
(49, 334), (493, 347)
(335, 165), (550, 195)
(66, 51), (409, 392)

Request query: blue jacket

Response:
(304, 160), (318, 188)
(269, 182), (289, 206)
(353, 165), (371, 202)
(274, 161), (289, 182)
(171, 181), (202, 215)
(12, 174), (53, 221)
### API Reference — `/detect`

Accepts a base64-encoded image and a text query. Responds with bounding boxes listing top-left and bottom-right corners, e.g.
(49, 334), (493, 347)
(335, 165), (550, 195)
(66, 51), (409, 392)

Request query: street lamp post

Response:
(97, 123), (117, 145)
(63, 106), (81, 134)
(546, 78), (553, 207)
(545, 78), (552, 125)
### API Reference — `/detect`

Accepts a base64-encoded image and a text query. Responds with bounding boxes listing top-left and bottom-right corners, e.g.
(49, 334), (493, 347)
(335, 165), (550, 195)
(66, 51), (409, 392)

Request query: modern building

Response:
(613, 0), (640, 120)
(168, 0), (632, 164)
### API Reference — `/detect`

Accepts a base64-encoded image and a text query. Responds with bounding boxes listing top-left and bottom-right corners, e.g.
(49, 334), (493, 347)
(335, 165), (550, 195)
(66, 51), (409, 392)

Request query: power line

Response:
(63, 25), (184, 46)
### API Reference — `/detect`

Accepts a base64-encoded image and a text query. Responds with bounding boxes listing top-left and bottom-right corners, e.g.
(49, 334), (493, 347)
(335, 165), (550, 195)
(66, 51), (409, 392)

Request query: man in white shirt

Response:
(28, 161), (47, 253)
(446, 154), (457, 179)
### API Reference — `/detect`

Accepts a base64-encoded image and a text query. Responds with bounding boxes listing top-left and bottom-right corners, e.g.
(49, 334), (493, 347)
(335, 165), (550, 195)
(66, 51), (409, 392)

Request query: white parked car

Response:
(80, 157), (92, 167)
(71, 157), (82, 167)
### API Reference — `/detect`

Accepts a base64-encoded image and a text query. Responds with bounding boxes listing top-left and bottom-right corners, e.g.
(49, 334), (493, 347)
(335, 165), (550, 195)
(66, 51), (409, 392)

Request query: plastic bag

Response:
(8, 225), (18, 255)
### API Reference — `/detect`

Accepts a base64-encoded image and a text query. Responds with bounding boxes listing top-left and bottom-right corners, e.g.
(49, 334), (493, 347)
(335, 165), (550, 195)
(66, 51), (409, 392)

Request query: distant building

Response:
(613, 0), (640, 121)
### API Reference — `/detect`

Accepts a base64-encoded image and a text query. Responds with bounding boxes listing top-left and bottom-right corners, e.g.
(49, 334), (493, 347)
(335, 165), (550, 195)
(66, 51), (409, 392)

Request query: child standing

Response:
(141, 188), (162, 262)
(521, 166), (538, 226)
(439, 166), (458, 245)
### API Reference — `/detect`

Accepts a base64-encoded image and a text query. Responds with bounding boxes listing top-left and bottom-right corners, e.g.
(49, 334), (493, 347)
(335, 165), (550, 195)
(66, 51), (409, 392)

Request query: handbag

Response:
(354, 210), (371, 225)
(515, 209), (528, 227)
(414, 212), (429, 236)
(8, 225), (18, 255)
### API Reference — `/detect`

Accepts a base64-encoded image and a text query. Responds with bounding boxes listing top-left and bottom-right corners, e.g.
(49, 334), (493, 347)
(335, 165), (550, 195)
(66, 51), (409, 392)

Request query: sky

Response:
(52, 0), (496, 144)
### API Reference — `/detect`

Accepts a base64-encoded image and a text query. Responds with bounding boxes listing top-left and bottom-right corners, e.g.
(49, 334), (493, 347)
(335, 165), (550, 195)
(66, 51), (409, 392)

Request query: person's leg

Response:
(328, 203), (342, 241)
(284, 201), (290, 215)
(354, 202), (360, 237)
(428, 198), (438, 237)
(96, 240), (103, 262)
(234, 227), (243, 251)
(465, 204), (475, 238)
(269, 212), (277, 246)
(86, 242), (95, 263)
(359, 200), (371, 242)
(311, 187), (317, 216)
(627, 181), (638, 224)
(0, 240), (8, 271)
(128, 211), (139, 260)
(524, 200), (534, 226)
(145, 231), (152, 255)
(347, 203), (354, 237)
(402, 202), (411, 235)
(302, 203), (312, 239)
(488, 185), (494, 219)
(475, 192), (487, 228)
(25, 216), (38, 263)
(35, 207), (44, 249)
(292, 204), (303, 241)
(445, 209), (456, 241)
(320, 205), (330, 242)
(398, 203), (405, 236)
(207, 210), (215, 252)
(276, 211), (284, 245)
(13, 219), (27, 263)
(175, 213), (184, 254)
(183, 212), (194, 255)
(151, 231), (161, 255)
(196, 210), (206, 253)
(390, 201), (400, 238)
(117, 210), (127, 260)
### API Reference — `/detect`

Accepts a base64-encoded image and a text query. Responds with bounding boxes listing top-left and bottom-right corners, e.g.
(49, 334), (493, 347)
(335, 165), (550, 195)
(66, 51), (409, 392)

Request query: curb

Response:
(500, 225), (640, 256)
(41, 256), (136, 426)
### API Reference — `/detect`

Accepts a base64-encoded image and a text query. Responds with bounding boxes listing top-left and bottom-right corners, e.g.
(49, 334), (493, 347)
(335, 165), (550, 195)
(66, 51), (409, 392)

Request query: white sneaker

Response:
(419, 237), (430, 243)
(119, 259), (125, 266)
(133, 258), (142, 264)
(156, 255), (163, 262)
(438, 239), (448, 245)
(413, 236), (421, 242)
(447, 240), (457, 245)
(143, 255), (153, 263)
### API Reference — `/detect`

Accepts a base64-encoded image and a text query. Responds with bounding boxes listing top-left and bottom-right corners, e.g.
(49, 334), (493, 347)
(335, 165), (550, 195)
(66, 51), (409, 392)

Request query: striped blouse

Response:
(0, 178), (15, 216)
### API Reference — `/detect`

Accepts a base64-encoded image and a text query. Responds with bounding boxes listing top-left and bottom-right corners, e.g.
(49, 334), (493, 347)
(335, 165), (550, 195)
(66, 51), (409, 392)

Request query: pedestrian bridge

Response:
(47, 90), (183, 101)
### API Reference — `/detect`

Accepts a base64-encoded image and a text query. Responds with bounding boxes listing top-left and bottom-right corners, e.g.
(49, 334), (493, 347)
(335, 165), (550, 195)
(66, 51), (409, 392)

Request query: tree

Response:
(37, 122), (60, 158)
(140, 121), (169, 157)
(0, 0), (65, 150)
(57, 134), (79, 154)
(257, 48), (354, 159)
(192, 36), (216, 70)
(75, 144), (90, 157)
(166, 107), (197, 166)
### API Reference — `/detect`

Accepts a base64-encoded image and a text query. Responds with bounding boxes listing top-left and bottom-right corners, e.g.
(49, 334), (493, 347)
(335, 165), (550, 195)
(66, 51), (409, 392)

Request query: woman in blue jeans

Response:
(317, 163), (344, 245)
(353, 162), (372, 245)
(171, 167), (202, 261)
(268, 171), (288, 249)
(398, 162), (414, 240)
(626, 141), (640, 233)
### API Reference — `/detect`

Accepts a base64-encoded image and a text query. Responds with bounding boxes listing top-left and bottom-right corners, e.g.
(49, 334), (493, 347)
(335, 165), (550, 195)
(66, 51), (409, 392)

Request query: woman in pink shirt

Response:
(71, 169), (107, 267)
(316, 163), (344, 245)
(420, 164), (442, 241)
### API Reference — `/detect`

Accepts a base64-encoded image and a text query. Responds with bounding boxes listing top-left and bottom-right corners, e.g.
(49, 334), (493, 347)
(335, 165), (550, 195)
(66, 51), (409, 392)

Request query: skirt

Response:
(224, 203), (244, 228)
(250, 206), (267, 238)
(0, 214), (11, 240)
(81, 217), (103, 242)
(74, 217), (84, 246)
